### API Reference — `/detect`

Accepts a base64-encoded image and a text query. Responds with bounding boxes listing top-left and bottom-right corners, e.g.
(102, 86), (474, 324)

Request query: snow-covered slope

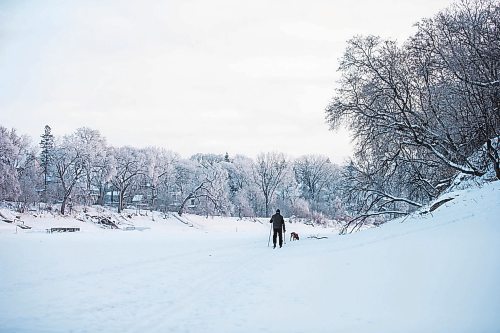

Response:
(0, 181), (499, 333)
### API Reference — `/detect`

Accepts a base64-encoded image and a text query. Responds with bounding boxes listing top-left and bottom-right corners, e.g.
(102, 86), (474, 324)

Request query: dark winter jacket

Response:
(270, 213), (285, 231)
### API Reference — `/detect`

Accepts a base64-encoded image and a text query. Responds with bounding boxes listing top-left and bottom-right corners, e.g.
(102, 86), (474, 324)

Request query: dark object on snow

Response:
(46, 227), (80, 233)
(290, 232), (299, 241)
(0, 212), (31, 229)
(270, 210), (285, 230)
(308, 235), (328, 240)
(270, 210), (286, 248)
(429, 197), (455, 212)
(86, 215), (119, 229)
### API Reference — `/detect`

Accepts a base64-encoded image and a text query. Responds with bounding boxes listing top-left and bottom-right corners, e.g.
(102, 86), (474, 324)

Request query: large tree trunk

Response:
(60, 196), (67, 215)
(97, 184), (105, 206)
(178, 194), (193, 216)
(60, 184), (75, 215)
(487, 139), (500, 180)
(118, 190), (125, 213)
(264, 195), (269, 217)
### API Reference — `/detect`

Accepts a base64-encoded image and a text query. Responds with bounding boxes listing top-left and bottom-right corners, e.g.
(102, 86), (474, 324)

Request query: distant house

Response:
(188, 198), (197, 208)
(132, 194), (143, 203)
(130, 194), (148, 210)
(83, 185), (100, 205)
(104, 191), (120, 206)
(166, 190), (198, 212)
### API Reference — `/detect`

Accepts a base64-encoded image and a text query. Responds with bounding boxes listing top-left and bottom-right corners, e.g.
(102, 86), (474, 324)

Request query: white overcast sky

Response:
(0, 0), (454, 162)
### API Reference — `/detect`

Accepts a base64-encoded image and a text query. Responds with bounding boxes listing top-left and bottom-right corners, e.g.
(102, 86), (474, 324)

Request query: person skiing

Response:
(270, 209), (286, 248)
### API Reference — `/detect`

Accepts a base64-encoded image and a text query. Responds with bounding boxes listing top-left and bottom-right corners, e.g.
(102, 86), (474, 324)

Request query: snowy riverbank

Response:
(1, 181), (499, 332)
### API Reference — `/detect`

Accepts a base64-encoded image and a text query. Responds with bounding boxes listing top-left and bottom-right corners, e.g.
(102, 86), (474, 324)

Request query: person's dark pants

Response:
(273, 228), (283, 247)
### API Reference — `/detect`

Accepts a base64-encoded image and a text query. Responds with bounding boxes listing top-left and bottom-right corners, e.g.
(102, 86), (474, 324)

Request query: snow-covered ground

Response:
(1, 181), (499, 333)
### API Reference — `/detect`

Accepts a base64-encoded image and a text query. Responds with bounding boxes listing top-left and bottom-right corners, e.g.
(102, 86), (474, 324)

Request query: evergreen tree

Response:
(39, 125), (54, 201)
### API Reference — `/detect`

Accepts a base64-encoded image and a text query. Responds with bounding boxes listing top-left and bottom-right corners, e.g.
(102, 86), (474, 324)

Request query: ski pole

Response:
(267, 224), (272, 247)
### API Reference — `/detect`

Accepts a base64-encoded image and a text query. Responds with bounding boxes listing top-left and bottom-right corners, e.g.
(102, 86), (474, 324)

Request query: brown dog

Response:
(290, 232), (299, 241)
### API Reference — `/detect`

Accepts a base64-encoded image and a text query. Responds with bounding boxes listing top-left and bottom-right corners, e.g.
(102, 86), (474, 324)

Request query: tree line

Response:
(0, 125), (346, 222)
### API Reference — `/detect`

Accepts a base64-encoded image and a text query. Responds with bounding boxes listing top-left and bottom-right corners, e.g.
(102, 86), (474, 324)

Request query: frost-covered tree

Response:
(318, 164), (346, 218)
(143, 147), (179, 210)
(293, 155), (336, 211)
(175, 154), (231, 216)
(110, 147), (146, 213)
(326, 1), (499, 180)
(274, 169), (301, 217)
(52, 135), (86, 214)
(338, 159), (427, 234)
(173, 158), (196, 213)
(222, 154), (256, 217)
(0, 127), (23, 200)
(0, 127), (42, 208)
(17, 153), (41, 211)
(72, 127), (110, 206)
(325, 0), (499, 231)
(410, 0), (500, 177)
(252, 152), (288, 217)
(0, 162), (19, 201)
(92, 148), (116, 206)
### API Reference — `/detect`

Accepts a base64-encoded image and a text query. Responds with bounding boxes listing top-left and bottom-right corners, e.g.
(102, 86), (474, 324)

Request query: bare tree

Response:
(252, 152), (288, 217)
(92, 149), (116, 206)
(175, 156), (230, 216)
(143, 147), (179, 210)
(110, 147), (145, 213)
(339, 159), (426, 234)
(293, 155), (336, 211)
(326, 33), (494, 178)
(411, 0), (500, 174)
(52, 136), (85, 215)
(72, 127), (109, 206)
(325, 0), (499, 233)
(0, 127), (26, 201)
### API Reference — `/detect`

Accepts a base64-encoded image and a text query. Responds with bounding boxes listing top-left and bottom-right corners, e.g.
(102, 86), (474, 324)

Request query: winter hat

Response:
(276, 209), (280, 213)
